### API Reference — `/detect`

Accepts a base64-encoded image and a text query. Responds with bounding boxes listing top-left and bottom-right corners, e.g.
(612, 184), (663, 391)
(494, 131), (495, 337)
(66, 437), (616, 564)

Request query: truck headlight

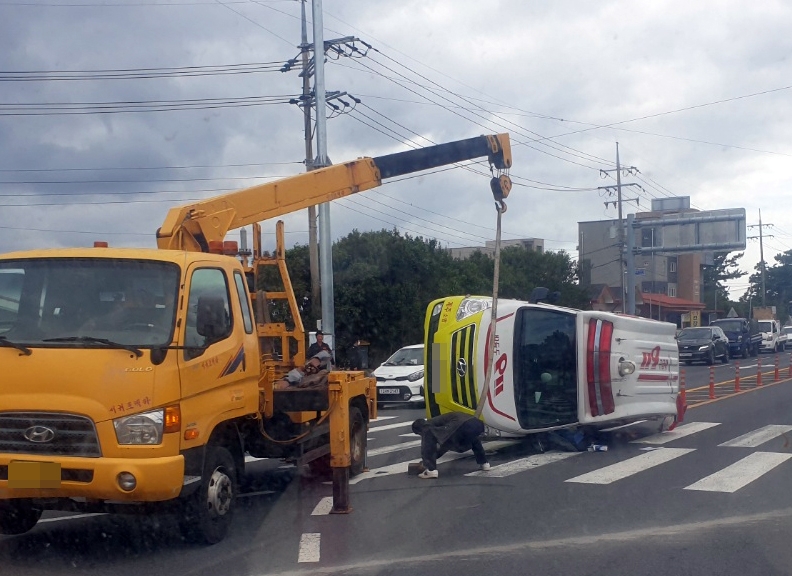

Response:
(408, 369), (424, 382)
(456, 298), (491, 321)
(114, 408), (165, 445)
(431, 302), (443, 317)
(698, 345), (710, 351)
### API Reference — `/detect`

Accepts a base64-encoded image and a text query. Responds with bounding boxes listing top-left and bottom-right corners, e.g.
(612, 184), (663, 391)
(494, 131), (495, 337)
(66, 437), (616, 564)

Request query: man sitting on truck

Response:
(274, 350), (332, 390)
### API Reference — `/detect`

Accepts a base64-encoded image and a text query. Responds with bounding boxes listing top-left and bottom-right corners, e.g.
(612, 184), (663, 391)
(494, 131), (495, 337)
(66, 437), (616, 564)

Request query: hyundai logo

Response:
(457, 358), (468, 377)
(23, 425), (56, 443)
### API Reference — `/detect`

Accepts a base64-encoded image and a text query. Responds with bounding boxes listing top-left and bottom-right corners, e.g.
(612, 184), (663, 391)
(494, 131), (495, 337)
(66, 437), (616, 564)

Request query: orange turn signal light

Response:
(184, 428), (200, 441)
(164, 405), (181, 433)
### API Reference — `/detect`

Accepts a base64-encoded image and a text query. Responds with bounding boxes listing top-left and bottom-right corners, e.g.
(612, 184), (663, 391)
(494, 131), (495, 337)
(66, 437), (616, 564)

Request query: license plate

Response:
(379, 388), (400, 395)
(8, 461), (61, 489)
(679, 353), (692, 358)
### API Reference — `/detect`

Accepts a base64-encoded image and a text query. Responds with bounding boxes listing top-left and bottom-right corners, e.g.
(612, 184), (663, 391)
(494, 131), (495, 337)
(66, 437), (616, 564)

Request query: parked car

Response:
(676, 326), (729, 365)
(783, 326), (792, 350)
(373, 344), (425, 407)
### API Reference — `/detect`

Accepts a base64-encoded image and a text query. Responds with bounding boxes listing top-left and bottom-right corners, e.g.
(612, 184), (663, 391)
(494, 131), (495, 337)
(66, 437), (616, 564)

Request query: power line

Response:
(0, 160), (303, 173)
(0, 61), (289, 81)
(0, 93), (296, 116)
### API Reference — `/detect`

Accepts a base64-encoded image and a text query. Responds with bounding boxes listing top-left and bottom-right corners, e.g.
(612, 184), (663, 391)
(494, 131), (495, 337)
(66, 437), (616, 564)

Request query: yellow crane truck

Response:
(0, 134), (512, 544)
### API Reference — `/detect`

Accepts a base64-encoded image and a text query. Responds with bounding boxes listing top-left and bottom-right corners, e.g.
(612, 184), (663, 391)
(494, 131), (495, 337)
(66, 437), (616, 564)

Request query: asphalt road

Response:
(4, 355), (792, 576)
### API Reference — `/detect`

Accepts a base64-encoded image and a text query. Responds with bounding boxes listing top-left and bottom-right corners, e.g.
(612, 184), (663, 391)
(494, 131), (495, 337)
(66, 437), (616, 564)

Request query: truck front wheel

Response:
(0, 499), (42, 535)
(179, 446), (236, 545)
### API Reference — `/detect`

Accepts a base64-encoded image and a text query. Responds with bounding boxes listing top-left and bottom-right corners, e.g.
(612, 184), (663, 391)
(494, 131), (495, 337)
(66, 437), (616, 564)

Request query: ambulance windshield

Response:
(513, 307), (578, 430)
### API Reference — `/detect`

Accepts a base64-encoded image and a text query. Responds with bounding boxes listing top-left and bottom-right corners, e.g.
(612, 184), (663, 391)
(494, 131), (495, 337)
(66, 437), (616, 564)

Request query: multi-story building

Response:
(578, 197), (707, 325)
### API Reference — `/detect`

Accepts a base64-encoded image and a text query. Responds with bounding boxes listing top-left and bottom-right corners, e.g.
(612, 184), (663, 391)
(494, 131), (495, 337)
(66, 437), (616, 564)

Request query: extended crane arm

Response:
(156, 133), (511, 252)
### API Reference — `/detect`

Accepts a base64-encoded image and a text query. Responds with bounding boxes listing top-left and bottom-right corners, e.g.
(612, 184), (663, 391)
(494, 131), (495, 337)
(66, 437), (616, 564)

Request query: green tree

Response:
(702, 252), (745, 317)
(744, 249), (792, 322)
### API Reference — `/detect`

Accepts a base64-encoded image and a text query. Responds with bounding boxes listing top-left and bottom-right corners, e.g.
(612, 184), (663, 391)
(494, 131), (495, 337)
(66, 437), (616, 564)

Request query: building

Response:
(578, 197), (707, 325)
(448, 237), (544, 260)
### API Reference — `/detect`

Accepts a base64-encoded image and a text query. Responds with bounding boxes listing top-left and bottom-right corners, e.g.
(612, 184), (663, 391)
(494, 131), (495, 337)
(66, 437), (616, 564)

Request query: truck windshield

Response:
(712, 320), (742, 332)
(0, 258), (180, 348)
(513, 307), (578, 430)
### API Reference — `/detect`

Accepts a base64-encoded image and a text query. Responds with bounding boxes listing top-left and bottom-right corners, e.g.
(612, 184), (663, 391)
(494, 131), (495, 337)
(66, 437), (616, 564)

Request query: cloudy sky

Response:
(1, 0), (791, 299)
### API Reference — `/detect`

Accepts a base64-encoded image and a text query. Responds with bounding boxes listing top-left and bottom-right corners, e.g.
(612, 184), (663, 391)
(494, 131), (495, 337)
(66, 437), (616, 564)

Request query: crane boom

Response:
(156, 134), (511, 252)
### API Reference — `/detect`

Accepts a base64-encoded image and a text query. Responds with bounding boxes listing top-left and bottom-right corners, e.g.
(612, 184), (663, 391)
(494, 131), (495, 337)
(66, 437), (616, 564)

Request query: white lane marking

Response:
(466, 451), (581, 478)
(368, 421), (413, 432)
(719, 425), (792, 448)
(370, 416), (396, 422)
(297, 533), (321, 563)
(632, 422), (720, 445)
(38, 513), (106, 524)
(238, 490), (276, 498)
(311, 496), (334, 516)
(367, 439), (422, 456)
(565, 448), (695, 484)
(351, 440), (518, 484)
(245, 455), (266, 462)
(399, 433), (419, 438)
(685, 452), (792, 493)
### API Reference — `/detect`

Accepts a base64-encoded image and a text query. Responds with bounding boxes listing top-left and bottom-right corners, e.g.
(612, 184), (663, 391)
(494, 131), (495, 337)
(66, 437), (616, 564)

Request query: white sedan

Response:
(373, 344), (425, 407)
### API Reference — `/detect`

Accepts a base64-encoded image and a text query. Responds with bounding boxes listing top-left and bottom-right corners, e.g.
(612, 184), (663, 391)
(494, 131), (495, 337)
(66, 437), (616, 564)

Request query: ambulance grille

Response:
(0, 412), (101, 458)
(450, 325), (477, 410)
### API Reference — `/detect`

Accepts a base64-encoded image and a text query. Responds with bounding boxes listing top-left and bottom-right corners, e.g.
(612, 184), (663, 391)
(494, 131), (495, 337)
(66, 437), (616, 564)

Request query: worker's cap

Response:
(411, 419), (427, 435)
(316, 330), (324, 336)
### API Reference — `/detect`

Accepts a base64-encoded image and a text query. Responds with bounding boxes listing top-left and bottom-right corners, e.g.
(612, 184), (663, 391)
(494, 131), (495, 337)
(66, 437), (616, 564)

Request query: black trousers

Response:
(421, 419), (487, 471)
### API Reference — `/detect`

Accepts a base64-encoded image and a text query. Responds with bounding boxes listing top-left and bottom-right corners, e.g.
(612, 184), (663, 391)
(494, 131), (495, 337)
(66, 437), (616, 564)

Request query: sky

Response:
(1, 0), (791, 300)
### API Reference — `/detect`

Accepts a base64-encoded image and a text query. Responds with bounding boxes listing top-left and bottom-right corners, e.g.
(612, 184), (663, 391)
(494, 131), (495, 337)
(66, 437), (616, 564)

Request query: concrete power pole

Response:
(598, 142), (641, 313)
(748, 209), (773, 307)
(299, 0), (321, 321)
(312, 0), (334, 341)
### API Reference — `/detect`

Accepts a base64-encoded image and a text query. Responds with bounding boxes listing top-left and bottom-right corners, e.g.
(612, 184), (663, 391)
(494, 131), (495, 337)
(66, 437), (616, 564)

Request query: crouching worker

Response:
(412, 413), (490, 479)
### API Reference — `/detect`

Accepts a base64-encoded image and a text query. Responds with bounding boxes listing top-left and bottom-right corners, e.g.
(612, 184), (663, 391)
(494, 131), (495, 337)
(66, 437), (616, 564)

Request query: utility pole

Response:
(311, 0), (335, 342)
(299, 0), (321, 321)
(747, 209), (773, 307)
(598, 142), (642, 313)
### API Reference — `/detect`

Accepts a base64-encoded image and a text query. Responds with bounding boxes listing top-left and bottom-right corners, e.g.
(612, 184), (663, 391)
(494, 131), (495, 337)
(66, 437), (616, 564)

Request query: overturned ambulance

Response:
(423, 295), (681, 436)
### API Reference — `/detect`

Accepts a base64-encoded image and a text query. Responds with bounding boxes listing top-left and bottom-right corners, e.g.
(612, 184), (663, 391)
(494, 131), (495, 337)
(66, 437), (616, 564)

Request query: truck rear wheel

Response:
(0, 499), (42, 535)
(179, 446), (236, 545)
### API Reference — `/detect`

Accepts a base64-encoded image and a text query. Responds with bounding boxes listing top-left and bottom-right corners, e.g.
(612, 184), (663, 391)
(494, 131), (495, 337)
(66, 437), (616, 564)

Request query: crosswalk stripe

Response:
(565, 448), (695, 484)
(466, 451), (581, 478)
(719, 425), (792, 448)
(368, 421), (413, 432)
(685, 452), (792, 493)
(367, 440), (422, 456)
(370, 416), (397, 422)
(352, 440), (518, 484)
(631, 422), (720, 445)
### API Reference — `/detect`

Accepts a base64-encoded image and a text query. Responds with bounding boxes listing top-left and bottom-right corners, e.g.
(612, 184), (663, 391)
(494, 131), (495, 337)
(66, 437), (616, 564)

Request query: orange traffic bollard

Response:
(757, 357), (763, 387)
(734, 360), (741, 392)
(775, 354), (780, 382)
(709, 365), (715, 399)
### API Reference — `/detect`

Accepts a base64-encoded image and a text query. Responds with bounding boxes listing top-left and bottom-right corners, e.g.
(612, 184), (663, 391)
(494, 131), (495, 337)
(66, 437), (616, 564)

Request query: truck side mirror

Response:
(196, 296), (231, 343)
